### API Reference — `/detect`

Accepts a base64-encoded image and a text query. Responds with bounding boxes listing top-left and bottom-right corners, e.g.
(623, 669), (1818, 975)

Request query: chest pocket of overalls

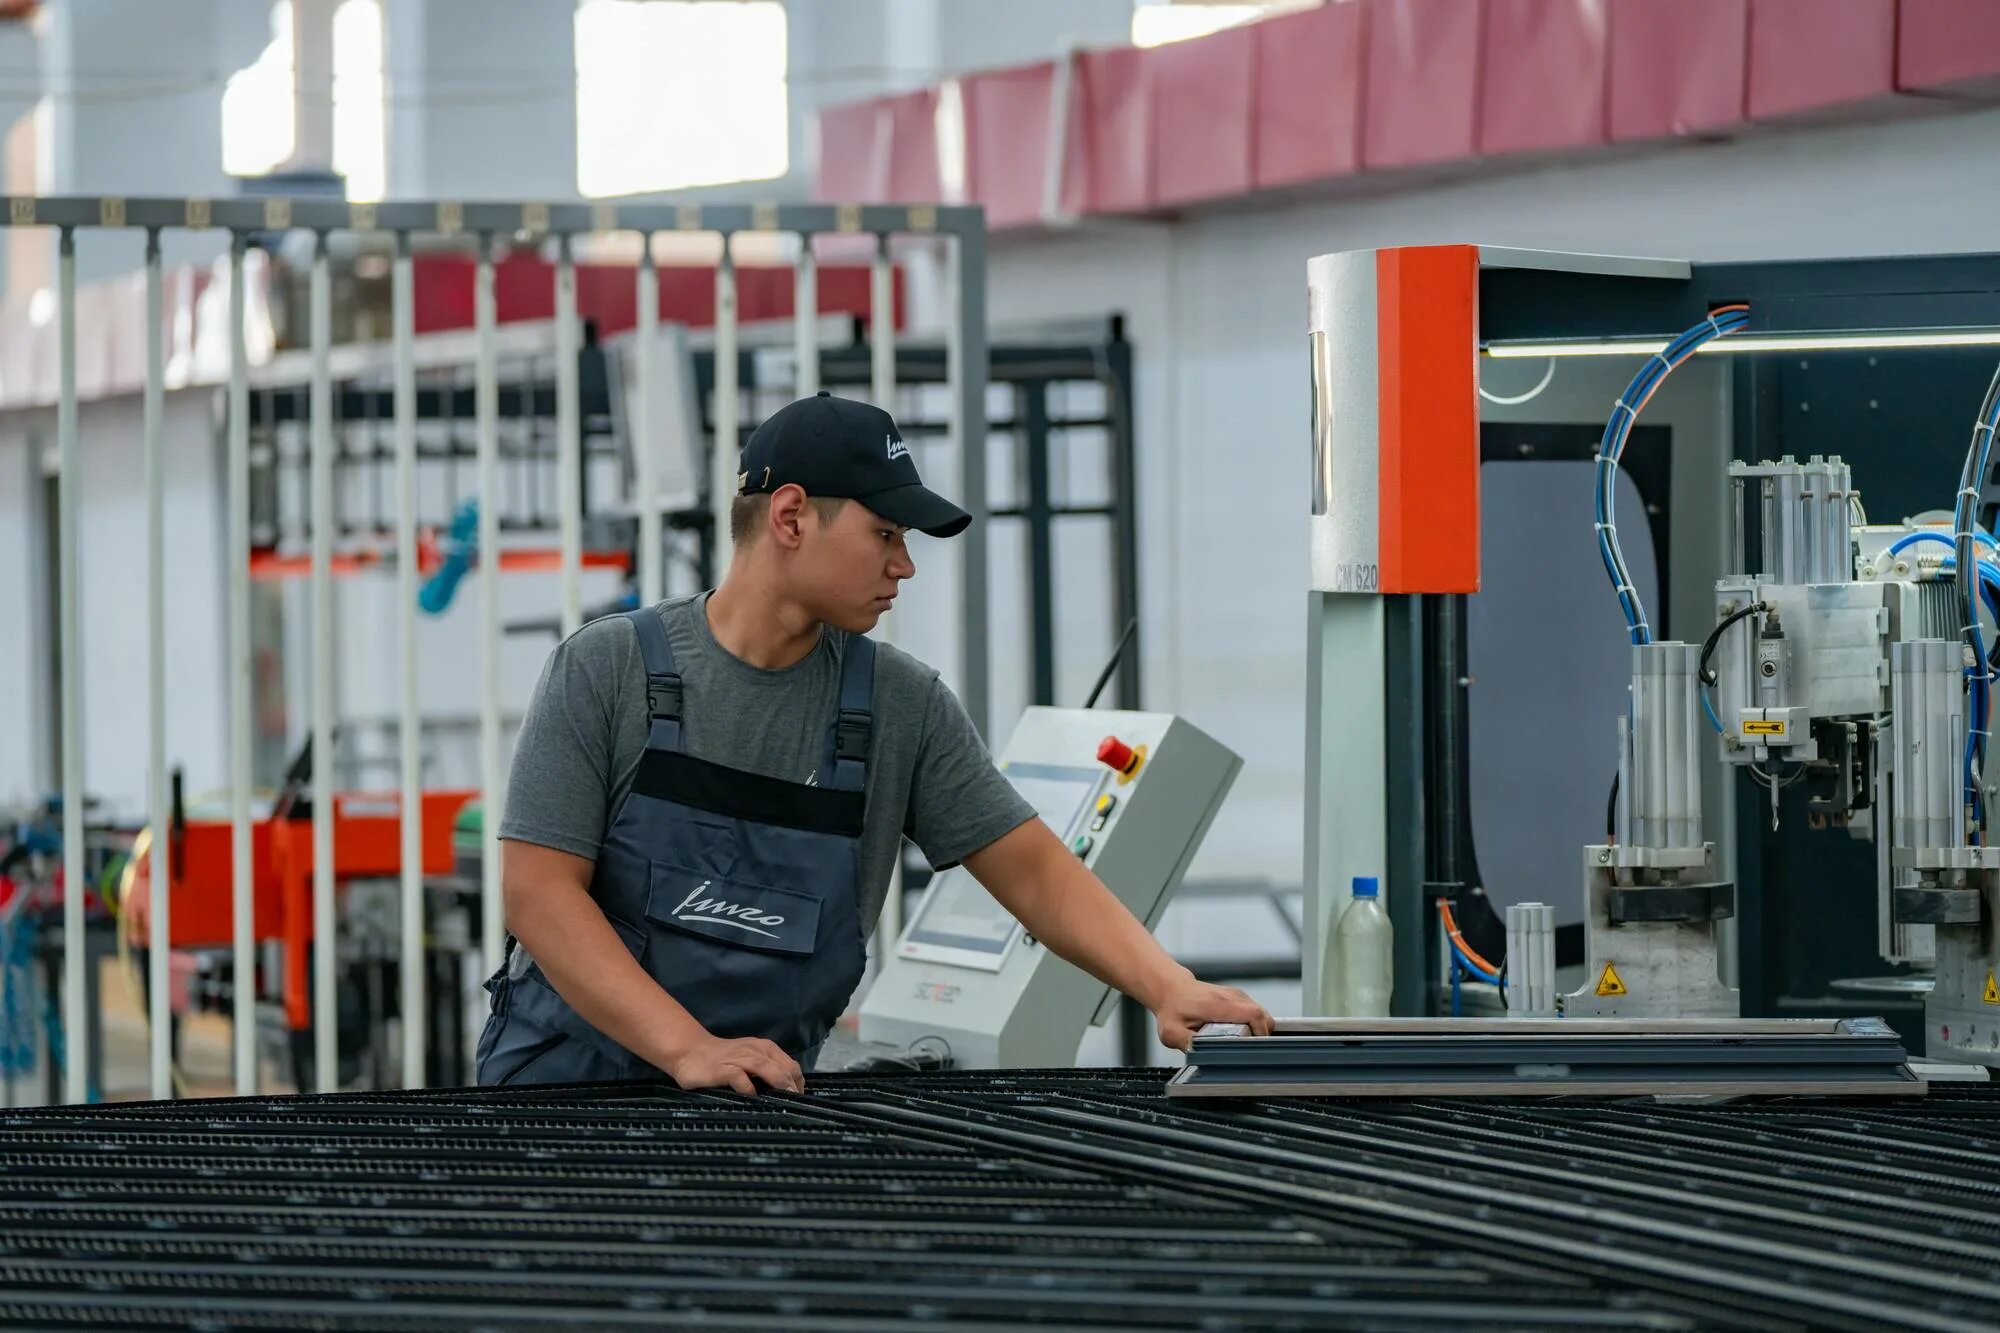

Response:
(593, 608), (874, 1063)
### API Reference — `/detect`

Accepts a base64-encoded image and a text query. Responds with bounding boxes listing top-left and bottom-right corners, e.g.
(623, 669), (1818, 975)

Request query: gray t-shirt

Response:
(498, 593), (1035, 956)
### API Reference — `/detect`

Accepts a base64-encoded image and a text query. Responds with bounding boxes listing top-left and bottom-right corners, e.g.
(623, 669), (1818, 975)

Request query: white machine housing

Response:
(858, 706), (1241, 1068)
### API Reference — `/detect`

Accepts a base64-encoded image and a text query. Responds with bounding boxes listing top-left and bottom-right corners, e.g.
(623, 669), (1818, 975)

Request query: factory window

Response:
(574, 0), (789, 197)
(1130, 0), (1317, 48)
(221, 1), (294, 178)
(219, 0), (387, 201)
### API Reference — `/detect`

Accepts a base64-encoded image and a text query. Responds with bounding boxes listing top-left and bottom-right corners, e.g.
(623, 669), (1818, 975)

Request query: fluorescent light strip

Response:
(1485, 329), (2000, 359)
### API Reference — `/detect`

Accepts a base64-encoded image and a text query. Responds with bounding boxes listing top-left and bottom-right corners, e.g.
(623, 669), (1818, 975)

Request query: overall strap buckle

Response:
(834, 708), (872, 762)
(647, 673), (684, 722)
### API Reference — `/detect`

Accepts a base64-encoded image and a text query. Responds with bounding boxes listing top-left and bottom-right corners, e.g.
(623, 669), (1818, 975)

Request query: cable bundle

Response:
(1596, 306), (1751, 645)
(1953, 361), (2000, 835)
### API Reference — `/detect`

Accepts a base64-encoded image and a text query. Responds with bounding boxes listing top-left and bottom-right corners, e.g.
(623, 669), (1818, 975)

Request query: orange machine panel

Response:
(1374, 244), (1480, 594)
(124, 790), (476, 960)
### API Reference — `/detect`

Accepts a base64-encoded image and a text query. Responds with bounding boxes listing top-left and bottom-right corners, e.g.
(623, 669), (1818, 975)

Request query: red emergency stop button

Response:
(1098, 736), (1141, 777)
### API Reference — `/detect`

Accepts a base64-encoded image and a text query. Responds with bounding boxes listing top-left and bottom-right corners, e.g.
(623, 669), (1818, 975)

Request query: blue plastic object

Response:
(418, 499), (480, 615)
(1351, 876), (1378, 899)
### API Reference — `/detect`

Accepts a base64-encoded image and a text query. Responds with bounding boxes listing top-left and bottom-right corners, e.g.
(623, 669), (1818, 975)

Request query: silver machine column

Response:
(1890, 639), (2000, 1062)
(1301, 245), (1481, 1015)
(1568, 641), (1736, 1018)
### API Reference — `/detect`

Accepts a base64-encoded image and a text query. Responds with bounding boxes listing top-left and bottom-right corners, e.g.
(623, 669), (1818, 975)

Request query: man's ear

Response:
(767, 483), (809, 550)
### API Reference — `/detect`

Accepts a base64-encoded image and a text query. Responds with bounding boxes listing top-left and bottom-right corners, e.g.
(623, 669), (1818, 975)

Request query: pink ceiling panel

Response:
(1254, 0), (1366, 188)
(1479, 0), (1608, 156)
(1363, 0), (1483, 170)
(1607, 0), (1750, 142)
(1152, 24), (1257, 206)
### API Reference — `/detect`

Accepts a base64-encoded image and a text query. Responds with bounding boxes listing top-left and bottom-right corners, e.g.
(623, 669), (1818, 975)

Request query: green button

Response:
(1070, 834), (1094, 857)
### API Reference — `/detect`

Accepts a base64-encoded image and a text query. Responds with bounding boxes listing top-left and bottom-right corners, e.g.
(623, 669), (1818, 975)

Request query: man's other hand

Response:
(665, 1034), (804, 1095)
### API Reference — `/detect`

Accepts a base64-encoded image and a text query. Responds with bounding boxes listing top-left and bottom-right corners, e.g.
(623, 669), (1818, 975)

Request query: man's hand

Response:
(963, 822), (1277, 1055)
(665, 1033), (804, 1096)
(1149, 972), (1274, 1052)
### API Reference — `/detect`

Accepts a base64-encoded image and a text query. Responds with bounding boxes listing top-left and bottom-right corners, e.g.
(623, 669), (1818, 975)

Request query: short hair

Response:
(728, 493), (849, 546)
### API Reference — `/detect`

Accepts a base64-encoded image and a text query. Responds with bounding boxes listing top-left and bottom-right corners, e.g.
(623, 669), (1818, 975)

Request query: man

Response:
(476, 392), (1271, 1093)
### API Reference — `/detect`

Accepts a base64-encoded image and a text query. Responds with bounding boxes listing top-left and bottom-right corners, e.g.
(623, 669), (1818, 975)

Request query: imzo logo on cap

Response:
(886, 435), (910, 462)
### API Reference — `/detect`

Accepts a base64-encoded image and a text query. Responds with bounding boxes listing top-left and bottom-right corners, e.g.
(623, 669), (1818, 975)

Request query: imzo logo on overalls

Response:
(675, 882), (787, 938)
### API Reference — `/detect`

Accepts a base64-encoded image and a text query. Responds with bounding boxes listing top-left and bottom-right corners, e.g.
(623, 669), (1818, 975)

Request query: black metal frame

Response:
(246, 338), (625, 551)
(1398, 423), (1675, 1006)
(690, 319), (1141, 712)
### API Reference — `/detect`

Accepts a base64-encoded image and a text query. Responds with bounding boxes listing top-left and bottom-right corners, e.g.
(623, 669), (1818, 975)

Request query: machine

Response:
(857, 705), (1240, 1067)
(1303, 243), (2000, 1064)
(1585, 460), (2000, 1058)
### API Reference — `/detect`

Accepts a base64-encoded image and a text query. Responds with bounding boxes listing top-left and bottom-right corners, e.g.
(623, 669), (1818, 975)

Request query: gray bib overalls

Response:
(475, 608), (874, 1085)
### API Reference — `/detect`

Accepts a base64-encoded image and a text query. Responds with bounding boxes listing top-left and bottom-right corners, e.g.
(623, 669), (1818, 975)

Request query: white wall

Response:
(0, 417), (48, 806)
(981, 104), (2000, 900)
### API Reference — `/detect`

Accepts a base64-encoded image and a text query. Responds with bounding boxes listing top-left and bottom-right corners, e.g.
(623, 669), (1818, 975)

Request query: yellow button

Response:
(1096, 793), (1116, 815)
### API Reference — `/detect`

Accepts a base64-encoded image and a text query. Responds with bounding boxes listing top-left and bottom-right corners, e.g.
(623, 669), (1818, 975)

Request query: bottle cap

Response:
(1351, 876), (1379, 899)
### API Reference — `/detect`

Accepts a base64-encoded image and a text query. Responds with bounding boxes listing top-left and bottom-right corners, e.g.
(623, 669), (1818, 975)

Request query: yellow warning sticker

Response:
(1596, 962), (1628, 998)
(1984, 972), (1999, 1006)
(1742, 720), (1787, 737)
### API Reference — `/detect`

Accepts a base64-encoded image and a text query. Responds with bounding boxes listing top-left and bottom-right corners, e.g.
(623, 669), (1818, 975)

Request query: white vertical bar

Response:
(870, 233), (902, 952)
(1041, 42), (1079, 227)
(794, 235), (818, 396)
(712, 237), (738, 579)
(144, 229), (171, 1101)
(394, 234), (424, 1088)
(228, 236), (256, 1095)
(56, 228), (84, 1104)
(870, 236), (896, 411)
(946, 230), (991, 738)
(476, 237), (504, 977)
(635, 234), (662, 607)
(555, 234), (582, 638)
(309, 235), (337, 1093)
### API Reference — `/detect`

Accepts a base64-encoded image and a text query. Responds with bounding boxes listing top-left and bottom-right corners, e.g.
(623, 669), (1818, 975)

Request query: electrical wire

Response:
(1695, 599), (1767, 735)
(1452, 946), (1500, 985)
(1597, 306), (1750, 645)
(1952, 358), (2000, 834)
(1478, 357), (1556, 407)
(1438, 900), (1501, 978)
(1746, 762), (1807, 792)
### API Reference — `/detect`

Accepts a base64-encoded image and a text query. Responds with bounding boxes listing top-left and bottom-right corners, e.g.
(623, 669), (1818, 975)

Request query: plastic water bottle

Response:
(1328, 875), (1393, 1017)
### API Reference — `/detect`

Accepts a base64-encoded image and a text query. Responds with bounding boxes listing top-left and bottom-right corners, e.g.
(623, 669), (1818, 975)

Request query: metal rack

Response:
(246, 328), (625, 551)
(4, 1069), (1997, 1328)
(18, 195), (987, 1105)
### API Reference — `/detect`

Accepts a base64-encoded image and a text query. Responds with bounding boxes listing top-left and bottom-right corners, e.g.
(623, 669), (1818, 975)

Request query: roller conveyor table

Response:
(4, 1069), (2000, 1330)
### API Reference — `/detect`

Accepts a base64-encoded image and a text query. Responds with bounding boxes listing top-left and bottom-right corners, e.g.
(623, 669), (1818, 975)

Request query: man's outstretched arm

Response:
(961, 818), (1274, 1050)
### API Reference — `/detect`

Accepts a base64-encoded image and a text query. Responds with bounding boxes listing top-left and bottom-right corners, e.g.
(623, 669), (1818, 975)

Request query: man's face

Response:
(793, 498), (916, 633)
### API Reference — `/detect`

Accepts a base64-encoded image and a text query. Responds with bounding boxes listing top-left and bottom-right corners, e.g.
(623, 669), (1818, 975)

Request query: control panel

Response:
(857, 706), (1241, 1068)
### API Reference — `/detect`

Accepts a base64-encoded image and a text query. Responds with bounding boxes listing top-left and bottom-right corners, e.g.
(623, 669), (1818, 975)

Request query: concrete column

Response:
(37, 0), (261, 281)
(288, 0), (337, 174)
(386, 0), (576, 200)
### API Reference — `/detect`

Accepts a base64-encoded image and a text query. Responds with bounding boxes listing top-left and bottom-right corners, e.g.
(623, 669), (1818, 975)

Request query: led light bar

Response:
(1485, 329), (2000, 359)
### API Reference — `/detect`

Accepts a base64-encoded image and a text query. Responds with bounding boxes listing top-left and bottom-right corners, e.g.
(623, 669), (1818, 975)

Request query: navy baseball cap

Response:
(737, 392), (971, 538)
